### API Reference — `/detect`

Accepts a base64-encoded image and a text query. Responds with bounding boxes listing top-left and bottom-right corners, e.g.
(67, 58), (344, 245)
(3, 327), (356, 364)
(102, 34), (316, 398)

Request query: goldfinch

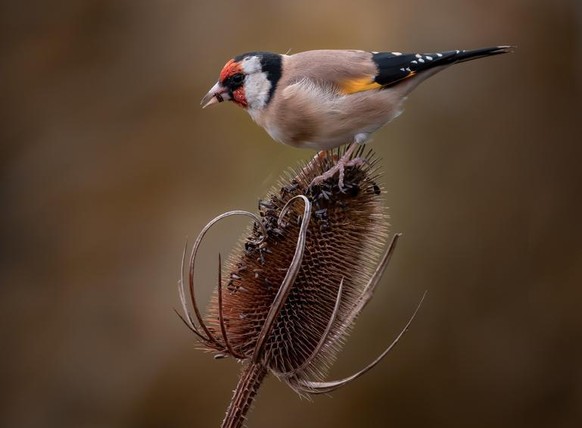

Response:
(201, 46), (512, 188)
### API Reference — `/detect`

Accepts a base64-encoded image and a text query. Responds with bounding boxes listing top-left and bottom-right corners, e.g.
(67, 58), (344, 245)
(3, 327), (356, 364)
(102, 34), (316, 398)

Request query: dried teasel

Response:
(178, 147), (425, 428)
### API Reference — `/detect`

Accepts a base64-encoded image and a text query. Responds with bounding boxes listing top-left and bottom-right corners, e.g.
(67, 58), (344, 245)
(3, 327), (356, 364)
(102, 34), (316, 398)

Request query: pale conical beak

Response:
(200, 82), (229, 108)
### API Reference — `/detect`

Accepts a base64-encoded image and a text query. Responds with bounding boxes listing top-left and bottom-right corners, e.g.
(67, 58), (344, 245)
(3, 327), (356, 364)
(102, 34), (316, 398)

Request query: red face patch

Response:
(232, 87), (247, 108)
(219, 59), (243, 83)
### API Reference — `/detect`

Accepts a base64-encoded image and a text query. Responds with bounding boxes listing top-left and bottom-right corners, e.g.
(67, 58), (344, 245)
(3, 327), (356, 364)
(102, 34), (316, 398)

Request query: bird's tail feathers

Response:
(448, 45), (515, 65)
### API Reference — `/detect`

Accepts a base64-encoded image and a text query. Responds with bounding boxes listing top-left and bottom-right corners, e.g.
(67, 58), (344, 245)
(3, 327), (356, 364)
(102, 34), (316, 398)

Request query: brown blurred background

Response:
(1, 0), (581, 427)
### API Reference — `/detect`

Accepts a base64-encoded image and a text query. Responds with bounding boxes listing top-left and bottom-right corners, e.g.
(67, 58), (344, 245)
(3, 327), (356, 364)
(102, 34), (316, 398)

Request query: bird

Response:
(201, 46), (512, 189)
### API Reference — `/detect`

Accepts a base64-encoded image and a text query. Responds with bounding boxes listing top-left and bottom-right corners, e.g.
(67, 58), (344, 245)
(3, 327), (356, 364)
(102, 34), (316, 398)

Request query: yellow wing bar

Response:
(338, 77), (383, 95)
(338, 72), (416, 95)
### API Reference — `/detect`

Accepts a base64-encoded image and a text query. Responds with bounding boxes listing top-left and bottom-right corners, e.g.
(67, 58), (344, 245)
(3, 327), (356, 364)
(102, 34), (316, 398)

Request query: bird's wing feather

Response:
(283, 49), (457, 95)
(284, 50), (380, 96)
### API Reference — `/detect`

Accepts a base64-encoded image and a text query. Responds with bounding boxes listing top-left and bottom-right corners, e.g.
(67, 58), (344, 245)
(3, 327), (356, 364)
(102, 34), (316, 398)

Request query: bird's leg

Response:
(310, 142), (366, 191)
(312, 150), (332, 163)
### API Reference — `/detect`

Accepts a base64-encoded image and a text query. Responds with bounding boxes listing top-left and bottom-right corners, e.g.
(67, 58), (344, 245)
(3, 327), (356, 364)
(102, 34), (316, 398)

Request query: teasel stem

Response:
(221, 362), (268, 428)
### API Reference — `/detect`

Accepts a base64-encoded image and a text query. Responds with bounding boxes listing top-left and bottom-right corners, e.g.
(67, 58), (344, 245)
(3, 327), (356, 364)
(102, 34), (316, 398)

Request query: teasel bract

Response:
(178, 147), (425, 428)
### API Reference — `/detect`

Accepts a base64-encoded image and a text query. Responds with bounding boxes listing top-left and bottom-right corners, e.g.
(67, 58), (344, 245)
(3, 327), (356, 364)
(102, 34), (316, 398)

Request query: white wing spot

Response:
(392, 51), (402, 56)
(426, 56), (433, 60)
(415, 53), (422, 58)
(437, 53), (443, 57)
(411, 60), (418, 64)
(418, 58), (425, 63)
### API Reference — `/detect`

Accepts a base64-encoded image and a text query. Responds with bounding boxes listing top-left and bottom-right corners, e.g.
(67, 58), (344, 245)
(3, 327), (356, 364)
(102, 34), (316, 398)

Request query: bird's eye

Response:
(231, 73), (244, 84)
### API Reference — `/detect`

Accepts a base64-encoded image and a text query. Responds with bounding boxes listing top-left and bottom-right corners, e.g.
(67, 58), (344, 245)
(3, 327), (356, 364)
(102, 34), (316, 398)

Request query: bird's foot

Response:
(310, 146), (366, 192)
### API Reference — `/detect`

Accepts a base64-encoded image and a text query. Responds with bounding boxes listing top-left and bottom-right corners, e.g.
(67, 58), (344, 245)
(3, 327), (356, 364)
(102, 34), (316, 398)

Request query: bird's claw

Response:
(309, 156), (367, 192)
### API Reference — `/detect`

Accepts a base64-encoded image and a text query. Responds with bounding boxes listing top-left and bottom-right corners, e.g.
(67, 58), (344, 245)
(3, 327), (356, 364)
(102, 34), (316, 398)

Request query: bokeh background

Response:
(1, 0), (581, 427)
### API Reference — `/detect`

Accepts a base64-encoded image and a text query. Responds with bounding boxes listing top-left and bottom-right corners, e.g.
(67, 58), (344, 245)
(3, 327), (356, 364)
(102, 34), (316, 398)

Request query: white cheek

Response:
(244, 73), (271, 110)
(241, 56), (262, 73)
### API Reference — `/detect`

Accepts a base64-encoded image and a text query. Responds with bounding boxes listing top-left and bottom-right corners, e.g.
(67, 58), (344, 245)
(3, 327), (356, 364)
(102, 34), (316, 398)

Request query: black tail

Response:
(445, 46), (514, 65)
(372, 46), (514, 88)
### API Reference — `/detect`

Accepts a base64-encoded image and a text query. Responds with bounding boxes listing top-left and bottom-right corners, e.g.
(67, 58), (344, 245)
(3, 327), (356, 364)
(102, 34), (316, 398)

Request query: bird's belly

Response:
(256, 91), (405, 150)
(267, 123), (381, 151)
(266, 125), (354, 150)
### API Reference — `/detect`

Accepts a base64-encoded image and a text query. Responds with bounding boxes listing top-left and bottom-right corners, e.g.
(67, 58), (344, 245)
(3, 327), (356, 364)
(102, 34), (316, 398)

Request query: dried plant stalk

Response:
(178, 147), (425, 428)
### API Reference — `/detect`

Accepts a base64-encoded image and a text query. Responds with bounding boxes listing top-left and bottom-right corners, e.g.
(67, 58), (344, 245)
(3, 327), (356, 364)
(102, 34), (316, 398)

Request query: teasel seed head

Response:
(178, 147), (425, 427)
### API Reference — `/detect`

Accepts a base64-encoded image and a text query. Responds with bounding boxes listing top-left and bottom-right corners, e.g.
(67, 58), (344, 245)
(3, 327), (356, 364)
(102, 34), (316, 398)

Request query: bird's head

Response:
(201, 52), (282, 111)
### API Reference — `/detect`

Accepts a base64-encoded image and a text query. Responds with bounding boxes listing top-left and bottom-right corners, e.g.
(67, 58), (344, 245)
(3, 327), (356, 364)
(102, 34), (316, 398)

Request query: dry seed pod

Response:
(178, 147), (425, 428)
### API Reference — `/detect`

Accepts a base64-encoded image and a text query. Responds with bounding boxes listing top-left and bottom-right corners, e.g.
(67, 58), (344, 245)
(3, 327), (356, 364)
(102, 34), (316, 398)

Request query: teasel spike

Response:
(289, 290), (427, 395)
(179, 147), (426, 427)
(342, 232), (403, 334)
(252, 195), (312, 364)
(280, 277), (345, 378)
(218, 253), (245, 359)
